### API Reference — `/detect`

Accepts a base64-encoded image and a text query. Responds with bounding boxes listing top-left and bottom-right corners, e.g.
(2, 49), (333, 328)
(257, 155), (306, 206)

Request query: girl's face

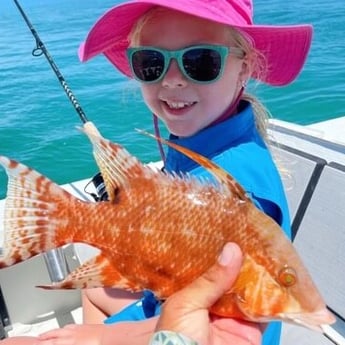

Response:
(137, 10), (248, 137)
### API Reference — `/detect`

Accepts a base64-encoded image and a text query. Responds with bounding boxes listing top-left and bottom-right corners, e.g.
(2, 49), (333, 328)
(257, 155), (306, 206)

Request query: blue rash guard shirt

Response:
(105, 101), (291, 345)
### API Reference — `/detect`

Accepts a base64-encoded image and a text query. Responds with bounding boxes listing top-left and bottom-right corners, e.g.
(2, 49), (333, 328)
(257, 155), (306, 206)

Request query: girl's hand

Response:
(37, 324), (106, 345)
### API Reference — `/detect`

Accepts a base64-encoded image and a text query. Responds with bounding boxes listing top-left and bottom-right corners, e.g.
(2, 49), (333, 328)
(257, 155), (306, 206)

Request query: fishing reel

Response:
(85, 172), (109, 202)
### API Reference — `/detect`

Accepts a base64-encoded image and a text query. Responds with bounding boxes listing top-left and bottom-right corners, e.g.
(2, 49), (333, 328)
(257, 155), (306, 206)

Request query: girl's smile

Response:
(163, 100), (197, 111)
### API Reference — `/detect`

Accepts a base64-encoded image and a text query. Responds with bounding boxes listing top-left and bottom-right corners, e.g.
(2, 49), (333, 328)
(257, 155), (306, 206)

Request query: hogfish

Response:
(0, 121), (335, 331)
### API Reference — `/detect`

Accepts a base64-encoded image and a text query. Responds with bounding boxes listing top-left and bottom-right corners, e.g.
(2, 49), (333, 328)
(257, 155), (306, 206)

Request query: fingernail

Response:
(218, 243), (235, 266)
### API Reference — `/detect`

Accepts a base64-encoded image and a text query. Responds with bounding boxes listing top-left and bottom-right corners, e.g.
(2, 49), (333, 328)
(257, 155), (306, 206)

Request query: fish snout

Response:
(282, 307), (336, 331)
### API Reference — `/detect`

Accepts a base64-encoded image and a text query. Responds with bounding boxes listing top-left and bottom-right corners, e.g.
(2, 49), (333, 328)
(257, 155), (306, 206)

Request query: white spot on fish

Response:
(141, 227), (154, 236)
(128, 225), (135, 234)
(144, 205), (155, 215)
(182, 261), (192, 272)
(181, 228), (196, 239)
(186, 192), (207, 206)
(157, 242), (172, 254)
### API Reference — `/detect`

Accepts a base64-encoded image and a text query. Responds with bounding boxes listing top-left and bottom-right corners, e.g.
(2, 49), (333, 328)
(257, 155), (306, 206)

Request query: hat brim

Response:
(79, 0), (313, 86)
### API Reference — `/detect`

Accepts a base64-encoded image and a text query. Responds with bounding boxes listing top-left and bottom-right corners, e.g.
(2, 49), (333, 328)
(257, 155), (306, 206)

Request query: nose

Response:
(161, 59), (188, 88)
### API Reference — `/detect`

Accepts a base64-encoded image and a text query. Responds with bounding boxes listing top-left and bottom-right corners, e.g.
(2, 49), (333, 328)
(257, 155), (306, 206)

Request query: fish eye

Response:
(278, 266), (297, 287)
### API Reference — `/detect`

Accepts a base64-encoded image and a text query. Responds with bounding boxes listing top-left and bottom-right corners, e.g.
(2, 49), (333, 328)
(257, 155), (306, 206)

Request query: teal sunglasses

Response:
(127, 45), (244, 84)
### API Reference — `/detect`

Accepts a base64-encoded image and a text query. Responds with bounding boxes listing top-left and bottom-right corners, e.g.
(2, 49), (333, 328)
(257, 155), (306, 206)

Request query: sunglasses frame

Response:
(127, 44), (245, 84)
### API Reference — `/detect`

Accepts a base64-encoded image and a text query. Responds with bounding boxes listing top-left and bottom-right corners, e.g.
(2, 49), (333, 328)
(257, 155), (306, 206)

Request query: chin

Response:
(170, 129), (196, 138)
(167, 125), (201, 138)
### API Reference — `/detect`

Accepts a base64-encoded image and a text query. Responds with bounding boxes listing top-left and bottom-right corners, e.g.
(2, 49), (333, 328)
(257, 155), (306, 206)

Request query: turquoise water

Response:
(0, 0), (344, 199)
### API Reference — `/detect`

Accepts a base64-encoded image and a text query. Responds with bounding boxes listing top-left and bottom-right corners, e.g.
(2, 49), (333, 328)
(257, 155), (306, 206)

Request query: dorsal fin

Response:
(137, 129), (249, 201)
(80, 122), (151, 203)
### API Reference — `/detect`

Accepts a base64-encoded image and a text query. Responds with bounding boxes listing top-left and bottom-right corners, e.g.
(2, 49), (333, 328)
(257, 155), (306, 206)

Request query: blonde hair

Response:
(221, 26), (271, 142)
(128, 7), (271, 142)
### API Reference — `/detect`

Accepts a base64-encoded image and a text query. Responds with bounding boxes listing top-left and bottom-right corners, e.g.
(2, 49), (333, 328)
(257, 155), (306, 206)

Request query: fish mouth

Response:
(280, 308), (336, 332)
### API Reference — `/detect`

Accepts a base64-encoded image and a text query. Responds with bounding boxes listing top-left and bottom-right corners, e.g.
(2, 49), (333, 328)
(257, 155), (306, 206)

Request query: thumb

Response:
(186, 242), (243, 309)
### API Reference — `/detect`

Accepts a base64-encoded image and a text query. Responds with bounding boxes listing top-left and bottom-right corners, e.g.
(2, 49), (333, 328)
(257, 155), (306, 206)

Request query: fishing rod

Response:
(13, 0), (107, 200)
(13, 0), (89, 124)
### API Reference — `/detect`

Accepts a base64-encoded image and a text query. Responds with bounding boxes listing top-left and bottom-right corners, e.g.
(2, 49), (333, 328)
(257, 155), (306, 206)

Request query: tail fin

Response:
(0, 156), (75, 268)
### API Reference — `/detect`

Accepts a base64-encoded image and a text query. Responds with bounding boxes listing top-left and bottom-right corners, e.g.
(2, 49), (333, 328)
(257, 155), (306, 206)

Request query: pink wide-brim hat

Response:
(78, 0), (313, 86)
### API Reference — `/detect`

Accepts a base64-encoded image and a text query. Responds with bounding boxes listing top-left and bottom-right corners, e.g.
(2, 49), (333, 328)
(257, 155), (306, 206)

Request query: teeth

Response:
(166, 101), (194, 109)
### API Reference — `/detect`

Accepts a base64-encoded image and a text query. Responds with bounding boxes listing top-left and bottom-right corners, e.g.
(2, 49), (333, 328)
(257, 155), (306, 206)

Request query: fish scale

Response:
(0, 121), (335, 331)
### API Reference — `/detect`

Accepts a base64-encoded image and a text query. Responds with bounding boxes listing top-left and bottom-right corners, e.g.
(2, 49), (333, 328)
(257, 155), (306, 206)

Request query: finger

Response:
(38, 331), (58, 340)
(165, 242), (243, 312)
(0, 337), (38, 345)
(38, 328), (69, 340)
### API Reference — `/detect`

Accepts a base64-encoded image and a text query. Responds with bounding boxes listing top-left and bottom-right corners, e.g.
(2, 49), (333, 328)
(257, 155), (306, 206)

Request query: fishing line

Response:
(13, 0), (89, 124)
(13, 0), (110, 202)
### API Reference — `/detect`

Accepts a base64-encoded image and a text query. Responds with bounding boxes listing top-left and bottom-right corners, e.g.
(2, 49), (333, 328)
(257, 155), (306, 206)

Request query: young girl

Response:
(72, 0), (311, 344)
(2, 0), (312, 344)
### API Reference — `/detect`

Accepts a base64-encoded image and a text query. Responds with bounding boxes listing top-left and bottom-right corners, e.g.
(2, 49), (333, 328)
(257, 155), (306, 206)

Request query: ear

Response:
(238, 55), (252, 85)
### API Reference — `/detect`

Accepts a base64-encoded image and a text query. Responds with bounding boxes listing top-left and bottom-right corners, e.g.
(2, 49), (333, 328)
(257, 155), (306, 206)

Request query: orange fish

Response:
(0, 121), (335, 331)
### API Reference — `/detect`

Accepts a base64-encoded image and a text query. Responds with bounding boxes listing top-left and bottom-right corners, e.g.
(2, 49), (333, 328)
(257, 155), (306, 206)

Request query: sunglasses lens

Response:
(130, 46), (225, 83)
(131, 50), (165, 82)
(183, 48), (222, 82)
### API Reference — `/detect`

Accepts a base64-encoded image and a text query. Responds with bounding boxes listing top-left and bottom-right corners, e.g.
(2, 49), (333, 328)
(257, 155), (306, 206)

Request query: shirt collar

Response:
(165, 101), (256, 173)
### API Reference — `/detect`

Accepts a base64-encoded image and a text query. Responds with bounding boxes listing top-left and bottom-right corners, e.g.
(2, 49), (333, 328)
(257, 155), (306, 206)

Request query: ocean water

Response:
(0, 0), (344, 199)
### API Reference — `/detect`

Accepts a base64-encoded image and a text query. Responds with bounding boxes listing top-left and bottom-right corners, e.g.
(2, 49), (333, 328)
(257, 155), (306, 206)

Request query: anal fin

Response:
(38, 253), (140, 291)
